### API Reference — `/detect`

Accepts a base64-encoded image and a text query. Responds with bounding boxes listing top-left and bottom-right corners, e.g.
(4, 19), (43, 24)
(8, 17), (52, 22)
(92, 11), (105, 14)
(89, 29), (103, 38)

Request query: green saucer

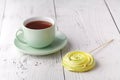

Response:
(14, 31), (67, 55)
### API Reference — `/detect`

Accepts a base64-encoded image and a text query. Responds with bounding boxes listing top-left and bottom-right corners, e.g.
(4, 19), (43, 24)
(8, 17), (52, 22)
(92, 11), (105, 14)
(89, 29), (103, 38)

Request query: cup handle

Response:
(16, 29), (26, 44)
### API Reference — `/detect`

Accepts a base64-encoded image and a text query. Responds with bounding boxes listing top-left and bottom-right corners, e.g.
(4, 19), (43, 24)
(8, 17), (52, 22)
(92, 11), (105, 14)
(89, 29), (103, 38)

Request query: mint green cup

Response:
(16, 17), (55, 48)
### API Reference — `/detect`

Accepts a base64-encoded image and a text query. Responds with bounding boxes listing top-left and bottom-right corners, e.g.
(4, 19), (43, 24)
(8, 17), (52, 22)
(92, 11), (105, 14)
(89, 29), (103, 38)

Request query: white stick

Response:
(89, 39), (114, 53)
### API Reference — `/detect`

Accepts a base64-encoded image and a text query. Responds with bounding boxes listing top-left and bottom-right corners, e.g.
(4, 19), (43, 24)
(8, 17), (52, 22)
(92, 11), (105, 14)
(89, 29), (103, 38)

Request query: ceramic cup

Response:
(16, 17), (55, 48)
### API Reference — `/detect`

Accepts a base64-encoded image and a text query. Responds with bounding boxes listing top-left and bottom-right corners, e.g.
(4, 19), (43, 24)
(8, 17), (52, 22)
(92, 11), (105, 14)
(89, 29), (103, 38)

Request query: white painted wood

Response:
(0, 0), (64, 80)
(105, 0), (120, 30)
(0, 0), (6, 34)
(55, 0), (120, 80)
(1, 0), (120, 80)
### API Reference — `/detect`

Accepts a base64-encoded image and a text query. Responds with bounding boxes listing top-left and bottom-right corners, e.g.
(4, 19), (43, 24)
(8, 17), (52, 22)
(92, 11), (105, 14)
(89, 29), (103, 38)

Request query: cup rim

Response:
(23, 17), (55, 30)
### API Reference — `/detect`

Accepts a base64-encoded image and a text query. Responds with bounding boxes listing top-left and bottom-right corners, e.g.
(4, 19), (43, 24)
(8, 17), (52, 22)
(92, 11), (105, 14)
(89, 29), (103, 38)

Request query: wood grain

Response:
(55, 0), (120, 80)
(0, 0), (64, 80)
(0, 0), (6, 35)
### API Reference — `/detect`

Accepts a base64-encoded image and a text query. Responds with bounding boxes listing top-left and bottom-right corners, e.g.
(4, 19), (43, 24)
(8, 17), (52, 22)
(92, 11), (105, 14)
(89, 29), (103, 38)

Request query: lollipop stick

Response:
(89, 39), (114, 53)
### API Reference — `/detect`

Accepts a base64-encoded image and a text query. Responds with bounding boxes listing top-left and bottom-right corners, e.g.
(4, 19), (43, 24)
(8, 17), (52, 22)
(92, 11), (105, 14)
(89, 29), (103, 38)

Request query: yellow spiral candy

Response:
(62, 51), (95, 72)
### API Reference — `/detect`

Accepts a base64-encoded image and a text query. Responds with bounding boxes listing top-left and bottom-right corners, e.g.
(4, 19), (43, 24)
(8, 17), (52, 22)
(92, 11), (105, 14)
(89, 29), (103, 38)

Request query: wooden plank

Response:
(105, 0), (120, 31)
(55, 0), (120, 80)
(0, 0), (64, 80)
(0, 0), (6, 34)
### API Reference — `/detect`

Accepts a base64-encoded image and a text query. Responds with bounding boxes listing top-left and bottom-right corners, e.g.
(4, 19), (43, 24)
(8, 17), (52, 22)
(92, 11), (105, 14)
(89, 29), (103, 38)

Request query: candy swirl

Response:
(62, 51), (95, 72)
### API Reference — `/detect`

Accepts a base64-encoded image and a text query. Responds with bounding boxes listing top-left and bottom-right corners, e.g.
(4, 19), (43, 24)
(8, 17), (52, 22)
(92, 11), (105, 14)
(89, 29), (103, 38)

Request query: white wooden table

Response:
(0, 0), (120, 80)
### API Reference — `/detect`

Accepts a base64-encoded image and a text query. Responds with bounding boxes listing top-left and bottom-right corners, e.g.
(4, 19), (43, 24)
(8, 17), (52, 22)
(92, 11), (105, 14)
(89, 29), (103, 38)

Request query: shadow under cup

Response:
(19, 17), (55, 48)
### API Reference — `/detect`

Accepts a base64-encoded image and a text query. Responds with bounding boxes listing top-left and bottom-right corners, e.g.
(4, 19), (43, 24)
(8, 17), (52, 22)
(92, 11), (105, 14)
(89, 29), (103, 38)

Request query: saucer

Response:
(14, 31), (67, 55)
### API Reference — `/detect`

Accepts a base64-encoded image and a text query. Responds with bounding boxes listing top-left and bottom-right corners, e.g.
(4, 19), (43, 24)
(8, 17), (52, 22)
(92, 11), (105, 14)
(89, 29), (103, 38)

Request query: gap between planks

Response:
(0, 0), (7, 36)
(104, 0), (120, 34)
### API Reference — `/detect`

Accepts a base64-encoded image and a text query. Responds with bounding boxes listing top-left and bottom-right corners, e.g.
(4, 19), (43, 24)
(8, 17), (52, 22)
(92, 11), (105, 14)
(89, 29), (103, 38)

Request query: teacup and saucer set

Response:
(14, 17), (67, 55)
